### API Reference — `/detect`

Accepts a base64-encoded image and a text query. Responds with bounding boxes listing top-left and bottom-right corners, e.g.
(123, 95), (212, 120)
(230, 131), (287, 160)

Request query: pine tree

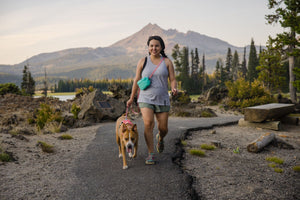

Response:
(42, 68), (48, 97)
(266, 0), (300, 103)
(257, 37), (286, 92)
(219, 59), (226, 87)
(247, 39), (259, 82)
(21, 65), (35, 96)
(225, 48), (233, 82)
(293, 57), (300, 92)
(214, 59), (221, 85)
(240, 47), (247, 78)
(201, 53), (206, 92)
(172, 44), (190, 91)
(232, 50), (240, 81)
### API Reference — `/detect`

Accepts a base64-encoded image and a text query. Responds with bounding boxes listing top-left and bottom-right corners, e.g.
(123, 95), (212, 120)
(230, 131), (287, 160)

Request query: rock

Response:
(78, 89), (125, 122)
(171, 91), (191, 105)
(108, 84), (131, 103)
(244, 103), (295, 122)
(205, 86), (228, 103)
(12, 126), (36, 135)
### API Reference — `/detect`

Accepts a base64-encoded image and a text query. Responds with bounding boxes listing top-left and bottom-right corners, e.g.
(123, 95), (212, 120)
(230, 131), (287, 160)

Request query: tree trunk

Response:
(289, 54), (297, 103)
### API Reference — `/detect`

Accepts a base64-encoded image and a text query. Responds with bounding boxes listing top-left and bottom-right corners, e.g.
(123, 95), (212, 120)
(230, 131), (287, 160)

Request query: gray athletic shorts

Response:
(139, 102), (170, 113)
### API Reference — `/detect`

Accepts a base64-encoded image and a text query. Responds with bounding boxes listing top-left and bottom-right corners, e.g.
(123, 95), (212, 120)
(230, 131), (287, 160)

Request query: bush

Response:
(36, 103), (63, 131)
(0, 152), (11, 162)
(0, 83), (21, 95)
(71, 103), (81, 119)
(225, 78), (275, 109)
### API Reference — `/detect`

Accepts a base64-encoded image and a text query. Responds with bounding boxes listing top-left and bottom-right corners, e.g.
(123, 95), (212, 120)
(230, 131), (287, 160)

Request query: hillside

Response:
(0, 23), (249, 85)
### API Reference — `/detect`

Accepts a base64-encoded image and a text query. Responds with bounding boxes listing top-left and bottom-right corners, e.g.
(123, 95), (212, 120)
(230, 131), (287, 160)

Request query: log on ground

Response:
(247, 132), (275, 153)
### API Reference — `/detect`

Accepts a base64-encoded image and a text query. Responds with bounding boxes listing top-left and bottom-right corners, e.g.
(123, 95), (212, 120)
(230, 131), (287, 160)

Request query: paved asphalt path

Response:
(64, 116), (241, 200)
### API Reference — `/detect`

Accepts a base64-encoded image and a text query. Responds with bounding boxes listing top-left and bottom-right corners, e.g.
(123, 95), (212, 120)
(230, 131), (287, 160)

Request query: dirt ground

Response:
(182, 124), (300, 200)
(1, 110), (299, 199)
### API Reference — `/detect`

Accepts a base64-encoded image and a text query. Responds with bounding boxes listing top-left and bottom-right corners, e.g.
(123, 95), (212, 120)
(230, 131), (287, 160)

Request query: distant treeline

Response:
(54, 78), (133, 92)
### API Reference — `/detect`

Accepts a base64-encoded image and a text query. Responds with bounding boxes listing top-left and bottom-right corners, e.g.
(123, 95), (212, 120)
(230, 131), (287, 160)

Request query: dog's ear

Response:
(122, 124), (127, 132)
(132, 124), (137, 132)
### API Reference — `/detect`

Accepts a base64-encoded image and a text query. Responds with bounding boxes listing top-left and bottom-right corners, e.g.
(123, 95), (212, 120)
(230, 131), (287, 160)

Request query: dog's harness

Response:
(119, 107), (134, 134)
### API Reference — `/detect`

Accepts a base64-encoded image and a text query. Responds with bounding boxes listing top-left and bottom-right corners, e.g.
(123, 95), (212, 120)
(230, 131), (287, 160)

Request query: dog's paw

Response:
(123, 165), (128, 170)
(119, 154), (122, 158)
(128, 152), (133, 158)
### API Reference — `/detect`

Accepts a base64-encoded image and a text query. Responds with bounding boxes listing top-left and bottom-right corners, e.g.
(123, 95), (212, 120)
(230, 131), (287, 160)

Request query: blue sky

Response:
(0, 0), (284, 64)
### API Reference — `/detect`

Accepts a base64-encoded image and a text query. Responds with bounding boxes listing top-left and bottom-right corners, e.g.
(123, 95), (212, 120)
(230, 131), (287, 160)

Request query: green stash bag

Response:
(137, 77), (151, 90)
(137, 57), (164, 90)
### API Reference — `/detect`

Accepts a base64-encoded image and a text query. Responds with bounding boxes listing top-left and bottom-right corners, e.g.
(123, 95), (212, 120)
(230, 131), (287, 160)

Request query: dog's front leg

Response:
(133, 145), (137, 158)
(121, 143), (128, 169)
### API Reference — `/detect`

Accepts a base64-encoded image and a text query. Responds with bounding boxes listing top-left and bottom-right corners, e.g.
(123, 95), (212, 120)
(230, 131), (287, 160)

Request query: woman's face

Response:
(148, 39), (162, 57)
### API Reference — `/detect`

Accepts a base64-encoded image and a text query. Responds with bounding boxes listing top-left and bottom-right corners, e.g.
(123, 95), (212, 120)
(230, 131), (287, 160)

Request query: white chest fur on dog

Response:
(115, 115), (138, 169)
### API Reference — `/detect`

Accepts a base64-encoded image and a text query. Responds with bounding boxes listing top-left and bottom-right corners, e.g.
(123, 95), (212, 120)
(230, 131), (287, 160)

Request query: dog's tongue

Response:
(127, 148), (132, 153)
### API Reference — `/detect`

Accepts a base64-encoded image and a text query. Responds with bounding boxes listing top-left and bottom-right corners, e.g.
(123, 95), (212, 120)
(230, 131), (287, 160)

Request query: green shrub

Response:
(37, 141), (54, 153)
(233, 146), (240, 154)
(225, 78), (275, 109)
(0, 152), (11, 162)
(200, 144), (216, 150)
(201, 111), (214, 117)
(59, 134), (73, 140)
(71, 103), (81, 119)
(189, 149), (205, 157)
(266, 156), (284, 164)
(36, 103), (62, 131)
(0, 83), (21, 95)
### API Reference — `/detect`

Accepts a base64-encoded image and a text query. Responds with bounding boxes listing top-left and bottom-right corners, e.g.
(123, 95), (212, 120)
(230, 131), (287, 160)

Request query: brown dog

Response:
(116, 115), (138, 169)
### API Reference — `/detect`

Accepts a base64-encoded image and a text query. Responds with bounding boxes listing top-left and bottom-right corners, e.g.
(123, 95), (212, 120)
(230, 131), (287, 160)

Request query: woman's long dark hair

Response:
(147, 35), (168, 58)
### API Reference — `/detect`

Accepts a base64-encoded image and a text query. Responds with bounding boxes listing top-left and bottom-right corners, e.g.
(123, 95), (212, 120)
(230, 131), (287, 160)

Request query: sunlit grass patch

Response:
(274, 168), (284, 173)
(200, 144), (216, 150)
(293, 166), (300, 172)
(37, 141), (54, 153)
(181, 140), (187, 146)
(189, 149), (205, 157)
(266, 156), (284, 164)
(58, 134), (73, 140)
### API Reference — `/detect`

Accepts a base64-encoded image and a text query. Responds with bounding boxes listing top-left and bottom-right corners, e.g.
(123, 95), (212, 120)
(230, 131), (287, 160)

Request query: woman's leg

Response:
(140, 107), (155, 153)
(155, 112), (169, 141)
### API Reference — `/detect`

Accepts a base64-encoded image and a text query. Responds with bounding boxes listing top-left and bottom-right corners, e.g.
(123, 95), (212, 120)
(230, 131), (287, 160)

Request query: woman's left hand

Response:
(172, 88), (178, 96)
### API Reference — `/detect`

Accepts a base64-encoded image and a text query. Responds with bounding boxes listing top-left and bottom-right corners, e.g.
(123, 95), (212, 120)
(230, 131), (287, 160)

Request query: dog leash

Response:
(123, 106), (133, 125)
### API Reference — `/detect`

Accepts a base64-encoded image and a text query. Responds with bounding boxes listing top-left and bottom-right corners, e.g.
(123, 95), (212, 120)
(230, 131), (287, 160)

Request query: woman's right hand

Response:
(126, 98), (133, 108)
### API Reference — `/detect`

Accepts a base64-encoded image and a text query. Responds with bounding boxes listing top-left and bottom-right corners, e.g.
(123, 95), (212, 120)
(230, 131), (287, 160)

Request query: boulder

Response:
(78, 89), (125, 122)
(244, 103), (295, 122)
(205, 86), (228, 103)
